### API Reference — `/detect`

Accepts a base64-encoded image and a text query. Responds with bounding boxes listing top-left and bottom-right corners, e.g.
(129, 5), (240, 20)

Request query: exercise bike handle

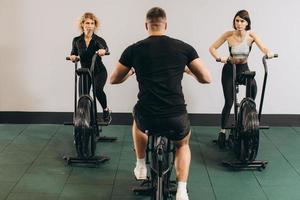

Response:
(259, 53), (278, 121)
(103, 51), (110, 56)
(264, 54), (278, 60)
(96, 42), (110, 56)
(66, 56), (80, 62)
(216, 57), (233, 63)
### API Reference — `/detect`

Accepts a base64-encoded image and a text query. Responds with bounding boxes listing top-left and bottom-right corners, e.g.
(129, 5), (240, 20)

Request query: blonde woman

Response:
(69, 12), (111, 122)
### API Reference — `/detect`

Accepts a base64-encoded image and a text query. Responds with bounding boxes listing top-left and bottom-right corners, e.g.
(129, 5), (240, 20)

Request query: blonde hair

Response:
(77, 12), (100, 32)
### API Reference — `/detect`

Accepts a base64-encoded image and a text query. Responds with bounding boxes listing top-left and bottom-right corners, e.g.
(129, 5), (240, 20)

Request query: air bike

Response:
(63, 50), (116, 167)
(133, 130), (177, 200)
(214, 54), (278, 170)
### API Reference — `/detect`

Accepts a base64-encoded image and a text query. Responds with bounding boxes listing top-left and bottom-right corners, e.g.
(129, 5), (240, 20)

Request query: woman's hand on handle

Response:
(220, 56), (229, 63)
(216, 56), (229, 63)
(68, 55), (79, 62)
(96, 49), (107, 56)
(266, 52), (279, 59)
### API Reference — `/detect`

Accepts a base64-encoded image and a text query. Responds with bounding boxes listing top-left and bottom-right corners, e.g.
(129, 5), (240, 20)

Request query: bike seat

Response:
(76, 68), (91, 76)
(241, 71), (256, 79)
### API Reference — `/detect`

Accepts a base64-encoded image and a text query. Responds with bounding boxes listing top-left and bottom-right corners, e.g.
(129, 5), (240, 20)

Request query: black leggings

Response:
(221, 63), (257, 129)
(79, 67), (108, 110)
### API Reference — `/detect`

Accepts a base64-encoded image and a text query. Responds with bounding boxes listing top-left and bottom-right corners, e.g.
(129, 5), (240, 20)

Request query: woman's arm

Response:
(250, 32), (273, 57)
(95, 36), (109, 56)
(209, 31), (231, 63)
(70, 38), (79, 62)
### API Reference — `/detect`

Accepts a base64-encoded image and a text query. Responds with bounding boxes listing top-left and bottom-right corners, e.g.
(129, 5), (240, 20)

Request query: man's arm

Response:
(187, 58), (212, 84)
(110, 62), (134, 84)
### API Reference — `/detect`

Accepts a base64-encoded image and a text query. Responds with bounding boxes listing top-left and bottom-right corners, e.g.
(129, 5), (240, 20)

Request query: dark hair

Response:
(146, 7), (167, 23)
(233, 10), (251, 30)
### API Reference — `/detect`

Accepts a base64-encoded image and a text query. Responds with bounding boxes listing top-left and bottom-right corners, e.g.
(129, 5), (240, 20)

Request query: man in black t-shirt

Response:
(110, 7), (211, 200)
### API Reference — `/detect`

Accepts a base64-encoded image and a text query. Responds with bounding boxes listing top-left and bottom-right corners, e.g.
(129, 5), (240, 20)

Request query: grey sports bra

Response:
(229, 31), (252, 59)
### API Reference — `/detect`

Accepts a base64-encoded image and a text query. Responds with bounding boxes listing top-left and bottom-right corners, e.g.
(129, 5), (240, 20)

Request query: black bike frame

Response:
(258, 55), (269, 121)
(146, 132), (176, 200)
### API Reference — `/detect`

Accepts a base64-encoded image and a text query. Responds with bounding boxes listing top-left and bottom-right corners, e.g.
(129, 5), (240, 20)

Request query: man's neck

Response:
(148, 30), (165, 36)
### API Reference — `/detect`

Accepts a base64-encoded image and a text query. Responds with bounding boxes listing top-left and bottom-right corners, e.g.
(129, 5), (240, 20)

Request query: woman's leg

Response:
(251, 78), (257, 100)
(94, 69), (108, 110)
(221, 63), (234, 129)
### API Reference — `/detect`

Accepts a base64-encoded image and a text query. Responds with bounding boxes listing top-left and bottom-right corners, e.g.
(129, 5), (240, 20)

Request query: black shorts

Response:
(133, 106), (190, 141)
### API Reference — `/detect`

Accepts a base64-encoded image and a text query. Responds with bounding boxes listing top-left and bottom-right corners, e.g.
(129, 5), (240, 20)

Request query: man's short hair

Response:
(146, 7), (167, 23)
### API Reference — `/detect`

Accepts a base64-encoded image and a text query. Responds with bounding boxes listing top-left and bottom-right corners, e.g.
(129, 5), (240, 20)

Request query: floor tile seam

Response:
(5, 125), (61, 150)
(0, 125), (29, 153)
(263, 128), (299, 137)
(58, 125), (125, 199)
(5, 191), (59, 194)
(5, 191), (61, 200)
(291, 127), (300, 135)
(0, 126), (34, 199)
(5, 126), (66, 200)
(28, 125), (62, 162)
(24, 124), (62, 140)
(262, 131), (300, 177)
(56, 167), (74, 200)
(195, 135), (218, 200)
(108, 126), (127, 198)
(60, 182), (114, 186)
(252, 170), (270, 200)
(52, 125), (80, 200)
(2, 157), (43, 200)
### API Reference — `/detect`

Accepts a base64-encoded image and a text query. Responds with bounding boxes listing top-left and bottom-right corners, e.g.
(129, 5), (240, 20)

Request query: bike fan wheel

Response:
(237, 99), (260, 162)
(74, 97), (96, 159)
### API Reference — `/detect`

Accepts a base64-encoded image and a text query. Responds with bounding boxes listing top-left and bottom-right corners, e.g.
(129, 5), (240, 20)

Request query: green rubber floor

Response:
(1, 124), (300, 200)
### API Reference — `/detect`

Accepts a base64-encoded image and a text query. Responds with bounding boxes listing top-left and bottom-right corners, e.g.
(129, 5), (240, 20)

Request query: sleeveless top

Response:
(229, 31), (252, 60)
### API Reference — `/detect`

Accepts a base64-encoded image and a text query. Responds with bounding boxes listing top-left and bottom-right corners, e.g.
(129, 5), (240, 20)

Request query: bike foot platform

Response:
(63, 155), (109, 167)
(133, 179), (152, 195)
(132, 179), (177, 196)
(97, 120), (110, 126)
(222, 160), (268, 170)
(96, 136), (117, 142)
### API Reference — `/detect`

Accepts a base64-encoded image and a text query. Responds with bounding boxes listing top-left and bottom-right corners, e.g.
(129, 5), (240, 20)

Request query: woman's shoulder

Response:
(223, 31), (234, 38)
(72, 34), (83, 42)
(218, 31), (234, 41)
(93, 34), (105, 41)
(248, 31), (257, 38)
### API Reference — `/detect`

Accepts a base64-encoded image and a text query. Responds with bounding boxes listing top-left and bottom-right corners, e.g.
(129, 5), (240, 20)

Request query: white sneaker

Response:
(176, 191), (189, 200)
(134, 165), (147, 180)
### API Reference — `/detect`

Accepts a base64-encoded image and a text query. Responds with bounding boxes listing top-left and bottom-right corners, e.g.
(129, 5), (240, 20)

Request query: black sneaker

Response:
(218, 132), (226, 149)
(103, 109), (112, 124)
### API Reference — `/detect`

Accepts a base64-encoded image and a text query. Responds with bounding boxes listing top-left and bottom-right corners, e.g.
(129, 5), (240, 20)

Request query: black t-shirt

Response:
(71, 33), (108, 71)
(119, 35), (199, 117)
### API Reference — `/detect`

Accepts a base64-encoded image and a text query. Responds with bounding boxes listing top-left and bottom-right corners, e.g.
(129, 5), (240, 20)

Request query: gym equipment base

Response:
(63, 155), (109, 167)
(222, 160), (268, 170)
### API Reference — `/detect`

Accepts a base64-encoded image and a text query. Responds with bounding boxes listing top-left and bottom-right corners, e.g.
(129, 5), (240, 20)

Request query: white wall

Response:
(0, 0), (298, 114)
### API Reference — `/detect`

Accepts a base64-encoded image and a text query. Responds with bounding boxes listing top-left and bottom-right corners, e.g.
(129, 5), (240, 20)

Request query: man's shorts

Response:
(133, 106), (190, 141)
